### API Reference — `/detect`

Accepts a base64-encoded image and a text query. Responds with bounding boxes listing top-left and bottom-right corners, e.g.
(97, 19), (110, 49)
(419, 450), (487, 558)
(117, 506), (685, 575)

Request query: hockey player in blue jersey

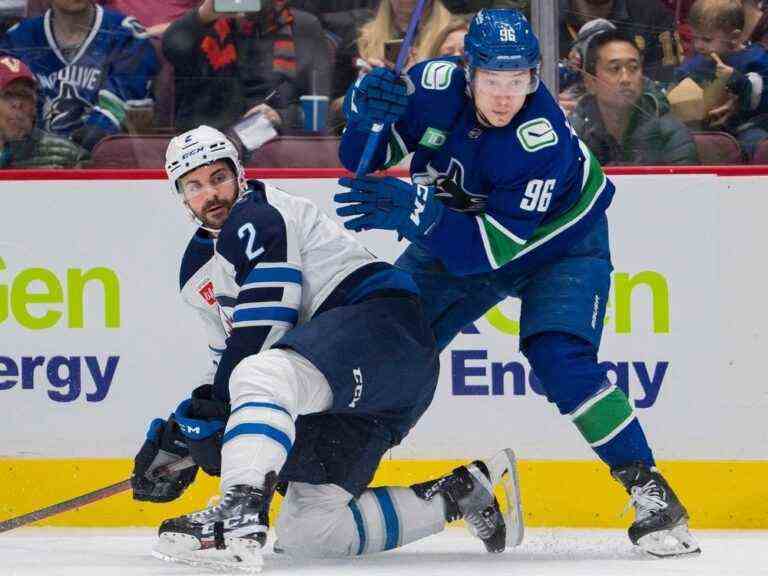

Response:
(336, 9), (699, 558)
(131, 125), (523, 572)
(0, 0), (158, 150)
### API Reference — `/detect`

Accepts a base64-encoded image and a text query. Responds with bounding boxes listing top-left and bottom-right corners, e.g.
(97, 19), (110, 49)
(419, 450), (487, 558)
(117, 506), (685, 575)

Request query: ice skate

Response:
(612, 463), (700, 558)
(412, 449), (523, 553)
(152, 474), (276, 573)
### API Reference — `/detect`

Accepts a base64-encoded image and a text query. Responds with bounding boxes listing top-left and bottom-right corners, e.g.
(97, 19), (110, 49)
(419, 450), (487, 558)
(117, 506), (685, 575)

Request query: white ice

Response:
(2, 528), (766, 576)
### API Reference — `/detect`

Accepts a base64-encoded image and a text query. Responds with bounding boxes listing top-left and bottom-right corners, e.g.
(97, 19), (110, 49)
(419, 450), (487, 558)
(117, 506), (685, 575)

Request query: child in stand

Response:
(674, 0), (768, 158)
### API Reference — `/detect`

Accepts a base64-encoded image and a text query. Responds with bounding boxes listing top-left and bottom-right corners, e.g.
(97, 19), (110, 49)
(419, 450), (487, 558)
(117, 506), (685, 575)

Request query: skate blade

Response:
(152, 533), (264, 573)
(485, 448), (524, 548)
(637, 522), (701, 558)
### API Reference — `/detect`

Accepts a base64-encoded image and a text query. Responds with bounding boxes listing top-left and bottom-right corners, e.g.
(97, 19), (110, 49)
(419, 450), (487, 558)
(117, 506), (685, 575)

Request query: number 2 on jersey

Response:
(520, 179), (555, 212)
(238, 222), (264, 260)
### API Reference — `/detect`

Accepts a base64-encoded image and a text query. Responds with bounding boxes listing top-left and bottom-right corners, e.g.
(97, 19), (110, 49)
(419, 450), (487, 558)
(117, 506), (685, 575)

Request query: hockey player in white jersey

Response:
(130, 125), (523, 572)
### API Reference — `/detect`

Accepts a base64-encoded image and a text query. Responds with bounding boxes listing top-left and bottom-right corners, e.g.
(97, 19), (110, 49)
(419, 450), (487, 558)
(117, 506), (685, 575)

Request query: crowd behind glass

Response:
(0, 0), (766, 168)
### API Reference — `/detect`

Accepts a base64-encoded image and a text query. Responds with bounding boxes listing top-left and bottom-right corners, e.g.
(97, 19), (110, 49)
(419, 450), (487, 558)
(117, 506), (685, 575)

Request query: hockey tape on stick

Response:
(0, 456), (196, 534)
(354, 0), (429, 177)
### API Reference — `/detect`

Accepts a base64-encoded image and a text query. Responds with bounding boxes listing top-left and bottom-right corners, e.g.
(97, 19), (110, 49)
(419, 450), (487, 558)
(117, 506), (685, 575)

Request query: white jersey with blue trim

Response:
(179, 180), (417, 397)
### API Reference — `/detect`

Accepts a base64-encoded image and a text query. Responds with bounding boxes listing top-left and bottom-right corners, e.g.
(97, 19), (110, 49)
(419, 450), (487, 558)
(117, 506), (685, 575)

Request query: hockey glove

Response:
(344, 67), (412, 130)
(335, 175), (444, 241)
(131, 416), (198, 503)
(173, 384), (229, 477)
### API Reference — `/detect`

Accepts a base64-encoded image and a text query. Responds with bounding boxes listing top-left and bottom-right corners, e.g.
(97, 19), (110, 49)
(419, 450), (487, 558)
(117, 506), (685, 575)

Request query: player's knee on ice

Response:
(275, 482), (360, 557)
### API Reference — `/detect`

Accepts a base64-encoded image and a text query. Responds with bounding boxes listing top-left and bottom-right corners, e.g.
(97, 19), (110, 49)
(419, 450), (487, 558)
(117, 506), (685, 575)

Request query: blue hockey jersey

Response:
(340, 57), (615, 276)
(0, 5), (158, 137)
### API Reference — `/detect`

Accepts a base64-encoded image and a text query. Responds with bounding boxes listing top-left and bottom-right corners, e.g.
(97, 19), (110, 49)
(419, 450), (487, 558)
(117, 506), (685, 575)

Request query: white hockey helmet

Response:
(165, 125), (247, 224)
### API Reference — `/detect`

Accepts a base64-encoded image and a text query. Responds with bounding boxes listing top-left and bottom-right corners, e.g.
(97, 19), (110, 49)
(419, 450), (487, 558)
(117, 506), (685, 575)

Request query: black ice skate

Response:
(412, 449), (523, 553)
(152, 473), (276, 573)
(612, 463), (700, 558)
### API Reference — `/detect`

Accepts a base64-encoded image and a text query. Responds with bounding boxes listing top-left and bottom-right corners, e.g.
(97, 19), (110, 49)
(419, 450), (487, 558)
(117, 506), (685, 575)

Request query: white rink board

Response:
(0, 174), (766, 460)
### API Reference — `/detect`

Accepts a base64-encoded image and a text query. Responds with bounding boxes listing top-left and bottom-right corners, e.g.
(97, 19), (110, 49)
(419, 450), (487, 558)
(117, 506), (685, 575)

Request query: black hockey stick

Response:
(0, 456), (196, 534)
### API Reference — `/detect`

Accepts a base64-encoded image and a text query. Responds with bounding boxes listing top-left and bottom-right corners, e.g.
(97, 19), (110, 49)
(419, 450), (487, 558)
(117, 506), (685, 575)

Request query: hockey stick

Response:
(354, 0), (429, 176)
(0, 455), (196, 534)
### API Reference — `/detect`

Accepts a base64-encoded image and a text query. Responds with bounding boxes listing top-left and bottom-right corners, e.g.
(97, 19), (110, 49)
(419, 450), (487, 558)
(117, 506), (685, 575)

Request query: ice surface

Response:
(2, 528), (766, 576)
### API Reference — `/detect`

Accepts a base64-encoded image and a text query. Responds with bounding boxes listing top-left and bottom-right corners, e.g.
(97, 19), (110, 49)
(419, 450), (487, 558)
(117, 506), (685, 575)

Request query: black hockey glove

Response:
(131, 416), (199, 502)
(174, 384), (230, 477)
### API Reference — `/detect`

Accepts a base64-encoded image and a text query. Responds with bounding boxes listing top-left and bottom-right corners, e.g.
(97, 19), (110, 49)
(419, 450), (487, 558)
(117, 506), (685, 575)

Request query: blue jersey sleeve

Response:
(212, 197), (302, 401)
(86, 14), (159, 132)
(339, 58), (466, 172)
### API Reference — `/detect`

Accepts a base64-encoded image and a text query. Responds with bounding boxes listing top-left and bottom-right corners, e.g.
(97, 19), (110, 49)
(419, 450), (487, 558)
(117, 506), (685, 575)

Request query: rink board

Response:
(0, 168), (767, 528)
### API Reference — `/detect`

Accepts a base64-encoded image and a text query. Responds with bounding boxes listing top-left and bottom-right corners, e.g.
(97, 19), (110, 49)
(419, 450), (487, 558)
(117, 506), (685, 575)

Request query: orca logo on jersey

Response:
(45, 81), (92, 133)
(421, 61), (457, 90)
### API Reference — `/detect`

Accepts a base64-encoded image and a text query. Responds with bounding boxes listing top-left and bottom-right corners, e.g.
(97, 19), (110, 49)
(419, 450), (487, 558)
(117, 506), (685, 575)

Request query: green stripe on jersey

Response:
(572, 387), (634, 446)
(477, 140), (608, 269)
(97, 90), (127, 126)
(383, 124), (409, 169)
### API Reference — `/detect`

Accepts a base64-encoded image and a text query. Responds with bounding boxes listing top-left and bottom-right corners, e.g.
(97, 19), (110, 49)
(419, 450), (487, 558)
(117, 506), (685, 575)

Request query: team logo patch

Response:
(198, 281), (216, 306)
(516, 118), (558, 152)
(421, 60), (457, 90)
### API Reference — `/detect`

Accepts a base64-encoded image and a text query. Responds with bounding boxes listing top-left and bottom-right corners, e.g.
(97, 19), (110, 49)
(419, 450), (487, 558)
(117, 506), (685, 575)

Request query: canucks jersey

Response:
(0, 5), (158, 137)
(179, 180), (418, 400)
(339, 57), (615, 276)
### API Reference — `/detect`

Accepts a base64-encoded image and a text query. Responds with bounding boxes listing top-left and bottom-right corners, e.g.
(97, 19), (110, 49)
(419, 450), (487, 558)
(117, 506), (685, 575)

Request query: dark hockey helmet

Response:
(464, 9), (541, 94)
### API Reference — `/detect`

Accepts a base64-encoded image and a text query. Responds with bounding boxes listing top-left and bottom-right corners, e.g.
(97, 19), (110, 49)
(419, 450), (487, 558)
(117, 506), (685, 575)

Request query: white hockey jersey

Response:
(179, 181), (418, 399)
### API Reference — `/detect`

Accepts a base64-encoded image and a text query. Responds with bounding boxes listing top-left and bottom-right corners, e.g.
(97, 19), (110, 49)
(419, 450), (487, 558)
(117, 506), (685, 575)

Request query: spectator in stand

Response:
(0, 0), (159, 151)
(674, 0), (768, 158)
(29, 0), (202, 34)
(0, 55), (87, 167)
(163, 0), (329, 133)
(559, 18), (617, 114)
(570, 30), (699, 165)
(97, 0), (201, 36)
(326, 0), (452, 132)
(356, 0), (453, 70)
(560, 0), (684, 83)
(427, 14), (470, 58)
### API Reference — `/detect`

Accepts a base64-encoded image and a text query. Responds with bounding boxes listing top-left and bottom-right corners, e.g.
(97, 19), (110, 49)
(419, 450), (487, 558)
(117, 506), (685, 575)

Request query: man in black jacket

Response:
(162, 0), (330, 132)
(569, 30), (698, 165)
